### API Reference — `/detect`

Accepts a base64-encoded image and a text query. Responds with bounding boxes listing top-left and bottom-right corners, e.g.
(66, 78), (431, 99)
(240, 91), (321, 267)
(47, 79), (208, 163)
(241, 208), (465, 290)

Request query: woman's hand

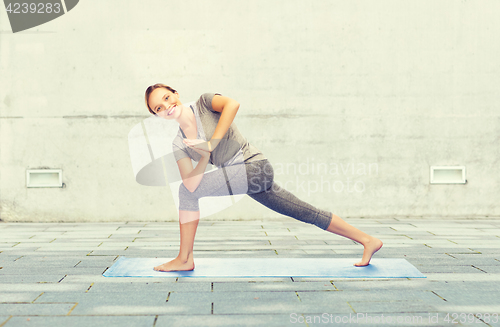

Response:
(183, 139), (212, 153)
(184, 139), (211, 158)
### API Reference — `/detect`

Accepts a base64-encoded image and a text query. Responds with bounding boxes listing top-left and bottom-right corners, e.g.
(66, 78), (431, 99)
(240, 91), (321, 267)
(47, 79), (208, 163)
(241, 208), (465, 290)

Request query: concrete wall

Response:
(1, 0), (499, 222)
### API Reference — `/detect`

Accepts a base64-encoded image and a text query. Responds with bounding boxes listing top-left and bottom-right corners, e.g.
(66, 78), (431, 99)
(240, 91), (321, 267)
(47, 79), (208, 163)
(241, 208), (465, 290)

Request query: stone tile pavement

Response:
(1, 217), (500, 326)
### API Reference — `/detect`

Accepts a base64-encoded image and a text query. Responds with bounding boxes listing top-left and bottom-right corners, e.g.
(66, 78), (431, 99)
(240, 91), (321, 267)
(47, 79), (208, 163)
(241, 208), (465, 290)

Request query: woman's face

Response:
(148, 88), (183, 120)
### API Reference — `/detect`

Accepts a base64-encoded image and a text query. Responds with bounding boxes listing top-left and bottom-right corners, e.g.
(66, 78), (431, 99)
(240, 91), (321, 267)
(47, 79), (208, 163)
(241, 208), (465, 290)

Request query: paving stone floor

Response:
(1, 218), (500, 327)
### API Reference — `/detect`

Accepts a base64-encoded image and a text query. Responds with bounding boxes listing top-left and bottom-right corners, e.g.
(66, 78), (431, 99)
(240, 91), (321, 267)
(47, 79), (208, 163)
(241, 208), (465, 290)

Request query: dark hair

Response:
(144, 83), (177, 115)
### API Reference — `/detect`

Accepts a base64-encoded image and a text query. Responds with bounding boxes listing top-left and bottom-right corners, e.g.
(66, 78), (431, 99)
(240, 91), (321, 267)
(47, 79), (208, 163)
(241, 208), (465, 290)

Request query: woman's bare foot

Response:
(154, 257), (195, 272)
(354, 237), (383, 267)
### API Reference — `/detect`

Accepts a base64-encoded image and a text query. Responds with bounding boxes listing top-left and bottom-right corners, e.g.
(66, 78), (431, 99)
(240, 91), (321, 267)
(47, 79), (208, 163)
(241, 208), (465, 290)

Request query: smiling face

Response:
(147, 87), (183, 120)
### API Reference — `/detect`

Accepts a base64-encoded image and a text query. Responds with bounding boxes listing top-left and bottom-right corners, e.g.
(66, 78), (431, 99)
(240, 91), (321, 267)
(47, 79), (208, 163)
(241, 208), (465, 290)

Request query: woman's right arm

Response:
(176, 155), (210, 193)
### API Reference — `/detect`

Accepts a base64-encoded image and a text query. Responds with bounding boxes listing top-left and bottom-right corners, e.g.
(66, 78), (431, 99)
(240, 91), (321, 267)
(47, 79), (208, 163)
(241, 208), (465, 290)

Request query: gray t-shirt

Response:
(172, 93), (267, 167)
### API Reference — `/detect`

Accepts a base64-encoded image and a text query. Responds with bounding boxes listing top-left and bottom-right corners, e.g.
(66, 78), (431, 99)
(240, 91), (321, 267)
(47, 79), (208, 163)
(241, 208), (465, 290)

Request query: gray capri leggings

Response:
(178, 159), (333, 230)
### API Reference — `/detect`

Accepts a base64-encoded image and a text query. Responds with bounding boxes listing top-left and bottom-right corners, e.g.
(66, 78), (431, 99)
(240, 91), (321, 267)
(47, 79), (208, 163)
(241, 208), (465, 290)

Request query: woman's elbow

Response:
(233, 100), (240, 110)
(185, 183), (196, 193)
(179, 182), (194, 197)
(226, 99), (239, 111)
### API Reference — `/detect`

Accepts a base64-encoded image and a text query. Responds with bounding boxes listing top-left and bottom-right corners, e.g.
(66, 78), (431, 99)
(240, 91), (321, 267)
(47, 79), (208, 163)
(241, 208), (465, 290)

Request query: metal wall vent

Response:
(26, 169), (63, 188)
(430, 166), (466, 184)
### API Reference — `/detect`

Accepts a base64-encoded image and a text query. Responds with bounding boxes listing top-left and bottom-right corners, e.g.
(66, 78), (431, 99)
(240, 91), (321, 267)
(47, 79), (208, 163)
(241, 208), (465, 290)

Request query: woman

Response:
(145, 84), (383, 272)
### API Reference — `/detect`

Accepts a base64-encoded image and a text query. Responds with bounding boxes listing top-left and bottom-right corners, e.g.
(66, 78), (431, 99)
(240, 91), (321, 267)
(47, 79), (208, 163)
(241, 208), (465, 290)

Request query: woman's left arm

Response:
(209, 95), (240, 150)
(183, 95), (240, 152)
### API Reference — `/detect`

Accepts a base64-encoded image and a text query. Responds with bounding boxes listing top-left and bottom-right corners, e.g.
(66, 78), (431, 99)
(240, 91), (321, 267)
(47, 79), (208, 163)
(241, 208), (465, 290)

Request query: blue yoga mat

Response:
(103, 257), (426, 278)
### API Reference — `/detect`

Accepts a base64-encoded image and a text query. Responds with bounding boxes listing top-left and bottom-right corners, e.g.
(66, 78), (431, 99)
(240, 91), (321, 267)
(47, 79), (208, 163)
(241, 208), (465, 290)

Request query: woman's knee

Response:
(178, 183), (199, 211)
(179, 182), (197, 199)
